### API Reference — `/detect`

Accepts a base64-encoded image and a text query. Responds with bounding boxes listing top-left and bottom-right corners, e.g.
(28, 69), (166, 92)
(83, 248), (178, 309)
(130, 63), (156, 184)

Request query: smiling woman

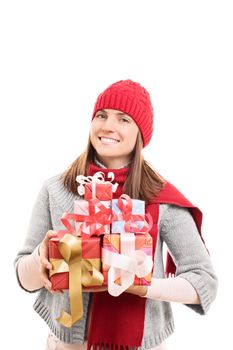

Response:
(90, 109), (139, 168)
(14, 79), (218, 350)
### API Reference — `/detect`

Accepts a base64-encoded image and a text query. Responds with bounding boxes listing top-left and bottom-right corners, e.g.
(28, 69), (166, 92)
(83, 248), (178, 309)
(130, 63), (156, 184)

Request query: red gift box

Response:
(49, 235), (103, 290)
(84, 183), (113, 200)
(49, 233), (104, 327)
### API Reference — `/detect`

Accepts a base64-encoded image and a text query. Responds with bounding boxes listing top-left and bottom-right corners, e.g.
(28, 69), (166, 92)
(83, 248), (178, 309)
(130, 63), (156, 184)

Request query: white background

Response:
(1, 1), (232, 349)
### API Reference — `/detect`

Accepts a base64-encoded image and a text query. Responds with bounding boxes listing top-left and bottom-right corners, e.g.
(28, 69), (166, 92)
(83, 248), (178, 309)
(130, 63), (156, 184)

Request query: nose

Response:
(101, 116), (116, 132)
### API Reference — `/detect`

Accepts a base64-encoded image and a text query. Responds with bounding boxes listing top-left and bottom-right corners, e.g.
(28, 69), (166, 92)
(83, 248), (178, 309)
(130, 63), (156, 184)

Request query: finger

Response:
(40, 252), (52, 269)
(41, 231), (58, 252)
(44, 279), (63, 294)
(40, 231), (57, 268)
(45, 230), (58, 242)
(44, 283), (63, 294)
(39, 264), (63, 294)
(44, 280), (52, 291)
(39, 265), (52, 286)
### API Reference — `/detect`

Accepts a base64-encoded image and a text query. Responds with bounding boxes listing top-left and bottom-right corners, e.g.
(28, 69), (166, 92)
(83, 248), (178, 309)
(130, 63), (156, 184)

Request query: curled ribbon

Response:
(51, 234), (103, 327)
(76, 171), (118, 196)
(112, 194), (153, 233)
(60, 198), (112, 237)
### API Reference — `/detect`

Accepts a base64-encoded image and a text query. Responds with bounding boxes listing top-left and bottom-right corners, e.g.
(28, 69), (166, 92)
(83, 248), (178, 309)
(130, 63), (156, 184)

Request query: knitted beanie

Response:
(92, 79), (154, 147)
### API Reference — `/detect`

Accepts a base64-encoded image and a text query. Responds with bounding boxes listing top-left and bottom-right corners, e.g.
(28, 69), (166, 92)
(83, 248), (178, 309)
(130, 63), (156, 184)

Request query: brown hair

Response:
(61, 132), (164, 203)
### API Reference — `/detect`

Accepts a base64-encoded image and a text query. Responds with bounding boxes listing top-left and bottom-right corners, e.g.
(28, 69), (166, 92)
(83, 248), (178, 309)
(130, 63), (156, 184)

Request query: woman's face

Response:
(90, 109), (139, 168)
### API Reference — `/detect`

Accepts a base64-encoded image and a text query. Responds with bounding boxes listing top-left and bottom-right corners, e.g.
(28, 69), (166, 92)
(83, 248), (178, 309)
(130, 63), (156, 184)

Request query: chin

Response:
(95, 144), (120, 155)
(97, 151), (119, 159)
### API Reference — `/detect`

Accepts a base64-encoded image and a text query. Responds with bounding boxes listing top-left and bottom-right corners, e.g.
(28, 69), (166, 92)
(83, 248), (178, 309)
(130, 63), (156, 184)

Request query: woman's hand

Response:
(39, 230), (63, 294)
(84, 285), (147, 295)
(125, 285), (148, 297)
(83, 285), (147, 295)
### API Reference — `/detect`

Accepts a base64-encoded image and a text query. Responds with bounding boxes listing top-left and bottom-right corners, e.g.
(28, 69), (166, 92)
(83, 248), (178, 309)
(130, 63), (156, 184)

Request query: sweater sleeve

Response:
(160, 205), (218, 315)
(144, 276), (200, 304)
(14, 181), (53, 292)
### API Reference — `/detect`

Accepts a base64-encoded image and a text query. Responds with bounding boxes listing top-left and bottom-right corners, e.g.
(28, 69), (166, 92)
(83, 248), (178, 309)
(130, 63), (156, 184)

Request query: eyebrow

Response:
(98, 109), (132, 119)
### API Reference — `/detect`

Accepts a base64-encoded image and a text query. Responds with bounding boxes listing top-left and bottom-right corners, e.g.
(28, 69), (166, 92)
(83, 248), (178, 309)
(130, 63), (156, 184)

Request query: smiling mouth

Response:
(98, 137), (120, 144)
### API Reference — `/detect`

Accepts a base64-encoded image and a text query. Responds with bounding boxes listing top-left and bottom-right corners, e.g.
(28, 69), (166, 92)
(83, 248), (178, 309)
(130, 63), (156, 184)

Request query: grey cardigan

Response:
(14, 175), (218, 348)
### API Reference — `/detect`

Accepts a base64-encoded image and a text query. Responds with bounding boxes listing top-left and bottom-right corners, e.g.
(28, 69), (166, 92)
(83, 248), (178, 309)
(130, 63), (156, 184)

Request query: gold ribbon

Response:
(50, 234), (103, 327)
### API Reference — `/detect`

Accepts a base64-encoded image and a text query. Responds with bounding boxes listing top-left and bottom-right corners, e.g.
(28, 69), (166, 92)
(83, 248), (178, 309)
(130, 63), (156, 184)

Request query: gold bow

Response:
(49, 234), (103, 327)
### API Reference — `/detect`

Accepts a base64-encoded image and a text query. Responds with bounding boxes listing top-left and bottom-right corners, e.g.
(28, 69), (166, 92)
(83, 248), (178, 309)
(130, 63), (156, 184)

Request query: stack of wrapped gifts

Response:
(102, 193), (153, 296)
(48, 172), (153, 327)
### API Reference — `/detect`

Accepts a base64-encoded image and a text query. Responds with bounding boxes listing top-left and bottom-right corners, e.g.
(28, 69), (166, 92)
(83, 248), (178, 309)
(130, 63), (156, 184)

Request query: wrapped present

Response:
(102, 233), (153, 296)
(111, 194), (149, 234)
(49, 234), (102, 290)
(76, 171), (118, 200)
(74, 198), (111, 236)
(49, 232), (104, 327)
(84, 182), (112, 200)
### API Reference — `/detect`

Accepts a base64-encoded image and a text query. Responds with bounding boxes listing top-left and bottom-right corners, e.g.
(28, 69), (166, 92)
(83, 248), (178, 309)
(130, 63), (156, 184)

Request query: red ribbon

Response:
(59, 198), (112, 237)
(112, 194), (152, 233)
(57, 195), (152, 238)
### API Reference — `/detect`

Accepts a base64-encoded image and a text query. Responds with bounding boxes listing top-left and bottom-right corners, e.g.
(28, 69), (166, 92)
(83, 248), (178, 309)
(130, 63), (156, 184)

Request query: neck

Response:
(94, 154), (131, 169)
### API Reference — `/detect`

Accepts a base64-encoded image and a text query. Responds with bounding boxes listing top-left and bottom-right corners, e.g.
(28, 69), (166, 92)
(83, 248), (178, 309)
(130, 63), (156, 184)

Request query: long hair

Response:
(61, 133), (164, 203)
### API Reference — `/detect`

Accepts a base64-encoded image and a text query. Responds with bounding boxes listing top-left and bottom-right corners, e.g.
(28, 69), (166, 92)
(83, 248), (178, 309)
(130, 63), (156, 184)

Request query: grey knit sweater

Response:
(14, 174), (218, 348)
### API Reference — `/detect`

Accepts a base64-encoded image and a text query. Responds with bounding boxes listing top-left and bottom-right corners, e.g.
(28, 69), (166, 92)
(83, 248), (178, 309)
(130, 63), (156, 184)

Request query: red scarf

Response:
(87, 164), (203, 349)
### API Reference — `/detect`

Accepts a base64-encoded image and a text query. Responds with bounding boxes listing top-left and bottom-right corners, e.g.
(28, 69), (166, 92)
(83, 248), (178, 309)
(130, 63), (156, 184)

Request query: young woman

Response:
(14, 80), (218, 350)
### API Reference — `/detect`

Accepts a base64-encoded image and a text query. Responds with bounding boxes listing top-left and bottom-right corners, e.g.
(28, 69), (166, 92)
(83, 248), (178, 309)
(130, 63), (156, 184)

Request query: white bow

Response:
(76, 171), (118, 196)
(102, 233), (153, 296)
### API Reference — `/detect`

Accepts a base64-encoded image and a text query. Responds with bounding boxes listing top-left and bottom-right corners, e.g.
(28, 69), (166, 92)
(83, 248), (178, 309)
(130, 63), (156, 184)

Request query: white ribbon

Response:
(102, 234), (153, 296)
(76, 171), (118, 196)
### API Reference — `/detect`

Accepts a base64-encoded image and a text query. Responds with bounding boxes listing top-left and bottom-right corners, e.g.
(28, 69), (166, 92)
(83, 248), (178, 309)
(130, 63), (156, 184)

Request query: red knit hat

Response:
(92, 79), (154, 147)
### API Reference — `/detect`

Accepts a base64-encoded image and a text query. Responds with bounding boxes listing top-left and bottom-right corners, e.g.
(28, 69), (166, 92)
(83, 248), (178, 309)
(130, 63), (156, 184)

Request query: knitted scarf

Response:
(87, 164), (203, 350)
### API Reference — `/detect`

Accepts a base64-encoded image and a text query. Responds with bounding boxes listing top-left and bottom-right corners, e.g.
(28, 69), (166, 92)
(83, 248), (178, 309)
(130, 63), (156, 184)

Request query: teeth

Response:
(100, 137), (119, 144)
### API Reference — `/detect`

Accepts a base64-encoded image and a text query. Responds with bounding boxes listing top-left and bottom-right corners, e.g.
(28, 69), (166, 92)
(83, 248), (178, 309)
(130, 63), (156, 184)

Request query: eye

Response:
(95, 113), (106, 119)
(121, 117), (130, 123)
